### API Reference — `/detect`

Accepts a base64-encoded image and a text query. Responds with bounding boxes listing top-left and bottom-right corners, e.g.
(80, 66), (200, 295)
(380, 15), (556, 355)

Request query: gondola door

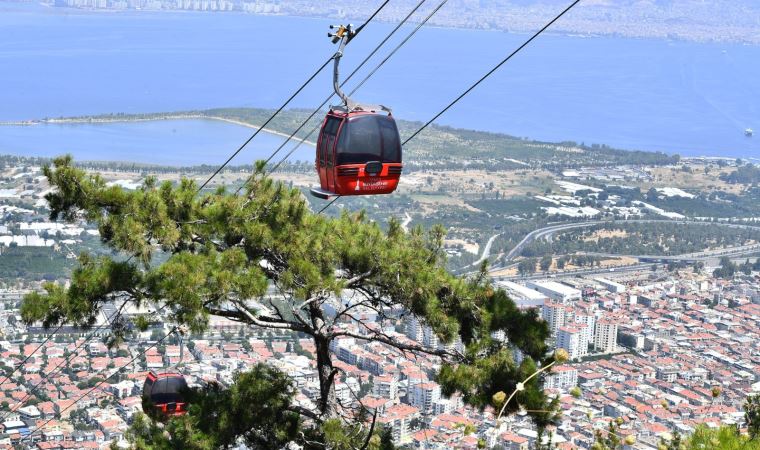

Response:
(317, 120), (328, 192)
(317, 115), (342, 195)
(325, 129), (335, 194)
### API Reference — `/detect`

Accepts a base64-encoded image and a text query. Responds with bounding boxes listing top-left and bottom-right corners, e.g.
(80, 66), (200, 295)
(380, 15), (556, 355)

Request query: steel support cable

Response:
(267, 0), (448, 177)
(0, 323), (64, 392)
(234, 0), (430, 195)
(198, 0), (392, 193)
(2, 300), (132, 421)
(347, 0), (449, 100)
(318, 0), (582, 216)
(260, 0), (428, 173)
(317, 196), (341, 214)
(272, 1), (450, 216)
(401, 0), (582, 146)
(24, 326), (178, 442)
(3, 197), (141, 413)
(196, 56), (332, 192)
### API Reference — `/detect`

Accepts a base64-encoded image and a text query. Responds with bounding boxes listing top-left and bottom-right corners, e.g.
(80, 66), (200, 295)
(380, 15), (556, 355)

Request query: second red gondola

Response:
(142, 371), (189, 416)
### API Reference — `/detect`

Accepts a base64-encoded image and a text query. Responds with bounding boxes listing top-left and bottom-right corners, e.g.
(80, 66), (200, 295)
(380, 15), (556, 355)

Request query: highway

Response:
(502, 219), (760, 263)
(503, 221), (601, 261)
(471, 232), (501, 267)
(494, 262), (656, 281)
(578, 243), (760, 263)
(482, 219), (760, 280)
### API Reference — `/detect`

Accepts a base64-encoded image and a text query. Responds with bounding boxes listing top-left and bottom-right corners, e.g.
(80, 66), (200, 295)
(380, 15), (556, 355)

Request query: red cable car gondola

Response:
(311, 24), (403, 200)
(142, 371), (189, 416)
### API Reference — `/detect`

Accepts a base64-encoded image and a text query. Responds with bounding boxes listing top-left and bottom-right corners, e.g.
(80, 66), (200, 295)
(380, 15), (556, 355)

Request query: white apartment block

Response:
(545, 366), (579, 391)
(378, 404), (420, 444)
(372, 375), (398, 400)
(405, 316), (424, 343)
(576, 323), (590, 355)
(542, 302), (567, 335)
(422, 326), (439, 348)
(557, 326), (588, 360)
(406, 316), (460, 352)
(433, 399), (452, 415)
(594, 320), (619, 353)
(572, 312), (595, 348)
(409, 382), (441, 415)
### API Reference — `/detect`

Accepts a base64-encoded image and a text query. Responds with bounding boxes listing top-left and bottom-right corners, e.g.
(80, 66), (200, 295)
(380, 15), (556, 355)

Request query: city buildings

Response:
(1, 159), (759, 449)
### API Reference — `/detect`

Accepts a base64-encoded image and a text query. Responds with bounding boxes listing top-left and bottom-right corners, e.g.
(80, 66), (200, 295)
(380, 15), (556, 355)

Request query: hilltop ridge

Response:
(13, 107), (678, 171)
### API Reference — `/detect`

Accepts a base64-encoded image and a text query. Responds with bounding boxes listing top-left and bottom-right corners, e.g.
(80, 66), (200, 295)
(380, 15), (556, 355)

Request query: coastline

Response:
(1, 110), (753, 161)
(0, 114), (318, 148)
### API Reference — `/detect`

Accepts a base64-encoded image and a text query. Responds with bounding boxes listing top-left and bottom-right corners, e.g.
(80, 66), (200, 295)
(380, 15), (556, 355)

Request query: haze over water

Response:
(1, 2), (759, 164)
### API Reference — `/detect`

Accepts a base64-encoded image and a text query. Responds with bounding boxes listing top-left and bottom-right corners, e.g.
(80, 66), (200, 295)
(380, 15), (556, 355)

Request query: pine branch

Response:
(331, 329), (461, 361)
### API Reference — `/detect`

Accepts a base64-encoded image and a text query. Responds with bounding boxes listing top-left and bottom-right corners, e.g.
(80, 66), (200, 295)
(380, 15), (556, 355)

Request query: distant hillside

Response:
(208, 107), (679, 169)
(41, 108), (679, 170)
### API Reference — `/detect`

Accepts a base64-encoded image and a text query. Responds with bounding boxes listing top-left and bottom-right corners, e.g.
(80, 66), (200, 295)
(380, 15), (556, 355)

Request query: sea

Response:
(1, 2), (759, 166)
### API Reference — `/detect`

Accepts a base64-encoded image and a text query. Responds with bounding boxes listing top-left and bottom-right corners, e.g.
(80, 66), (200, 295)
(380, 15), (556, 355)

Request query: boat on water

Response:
(746, 128), (754, 137)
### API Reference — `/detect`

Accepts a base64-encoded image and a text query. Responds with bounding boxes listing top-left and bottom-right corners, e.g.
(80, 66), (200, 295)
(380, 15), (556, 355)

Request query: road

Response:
(502, 219), (760, 264)
(495, 263), (657, 281)
(401, 212), (412, 232)
(579, 243), (760, 263)
(471, 232), (501, 267)
(483, 219), (760, 279)
(503, 221), (602, 261)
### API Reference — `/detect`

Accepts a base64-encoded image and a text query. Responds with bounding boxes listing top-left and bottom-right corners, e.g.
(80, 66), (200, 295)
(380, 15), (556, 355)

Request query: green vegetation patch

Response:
(0, 247), (72, 280)
(721, 164), (760, 184)
(644, 188), (760, 218)
(467, 197), (545, 217)
(521, 222), (760, 257)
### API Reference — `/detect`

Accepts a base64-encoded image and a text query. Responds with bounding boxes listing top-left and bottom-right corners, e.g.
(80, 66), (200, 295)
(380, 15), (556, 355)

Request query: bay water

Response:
(1, 2), (759, 164)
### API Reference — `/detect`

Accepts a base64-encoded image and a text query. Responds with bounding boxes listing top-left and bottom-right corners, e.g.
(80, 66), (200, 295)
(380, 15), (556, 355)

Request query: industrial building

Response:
(498, 281), (548, 308)
(527, 280), (582, 302)
(595, 277), (627, 294)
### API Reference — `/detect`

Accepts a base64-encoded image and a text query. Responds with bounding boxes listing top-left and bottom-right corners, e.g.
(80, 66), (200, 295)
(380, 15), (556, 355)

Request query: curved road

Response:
(503, 219), (760, 263)
(481, 219), (760, 278)
(471, 232), (501, 267)
(401, 212), (412, 232)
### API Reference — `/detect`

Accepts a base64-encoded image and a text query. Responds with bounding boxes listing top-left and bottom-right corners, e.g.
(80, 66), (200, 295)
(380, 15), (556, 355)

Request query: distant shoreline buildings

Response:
(34, 0), (760, 46)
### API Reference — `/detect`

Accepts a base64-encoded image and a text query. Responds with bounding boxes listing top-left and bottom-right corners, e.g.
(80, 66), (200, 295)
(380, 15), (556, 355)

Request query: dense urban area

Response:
(0, 109), (759, 448)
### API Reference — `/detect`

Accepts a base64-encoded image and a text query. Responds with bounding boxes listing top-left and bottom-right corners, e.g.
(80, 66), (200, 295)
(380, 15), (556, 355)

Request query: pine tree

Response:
(747, 394), (760, 440)
(379, 426), (395, 450)
(684, 425), (760, 449)
(24, 157), (556, 447)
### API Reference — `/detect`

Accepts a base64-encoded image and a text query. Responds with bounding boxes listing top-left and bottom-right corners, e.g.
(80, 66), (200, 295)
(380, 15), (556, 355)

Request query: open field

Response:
(645, 165), (745, 195)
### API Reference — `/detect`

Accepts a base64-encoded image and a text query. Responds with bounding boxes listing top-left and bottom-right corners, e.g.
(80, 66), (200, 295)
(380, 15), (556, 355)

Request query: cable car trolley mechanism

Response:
(311, 24), (403, 199)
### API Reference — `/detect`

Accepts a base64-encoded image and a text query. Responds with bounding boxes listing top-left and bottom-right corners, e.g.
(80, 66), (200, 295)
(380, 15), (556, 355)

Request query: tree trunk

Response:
(314, 334), (339, 419)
